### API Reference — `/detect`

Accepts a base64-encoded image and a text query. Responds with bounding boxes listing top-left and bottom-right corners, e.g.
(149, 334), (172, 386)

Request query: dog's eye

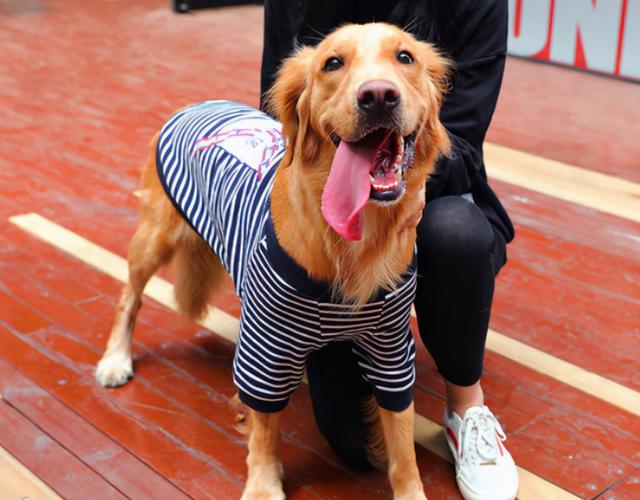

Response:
(323, 56), (344, 72)
(397, 50), (414, 65)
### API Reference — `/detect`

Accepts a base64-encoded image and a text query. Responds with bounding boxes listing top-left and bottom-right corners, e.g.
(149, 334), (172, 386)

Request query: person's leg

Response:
(416, 195), (518, 500)
(415, 195), (506, 409)
(305, 196), (511, 475)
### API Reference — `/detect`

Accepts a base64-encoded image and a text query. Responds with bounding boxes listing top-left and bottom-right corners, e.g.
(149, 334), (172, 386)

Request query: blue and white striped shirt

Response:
(157, 101), (416, 412)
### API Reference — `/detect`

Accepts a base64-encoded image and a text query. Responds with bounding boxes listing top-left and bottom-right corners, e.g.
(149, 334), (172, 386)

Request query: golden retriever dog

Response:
(96, 23), (450, 499)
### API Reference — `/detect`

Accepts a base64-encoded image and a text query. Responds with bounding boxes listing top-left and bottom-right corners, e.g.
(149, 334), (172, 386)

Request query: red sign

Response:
(508, 0), (639, 81)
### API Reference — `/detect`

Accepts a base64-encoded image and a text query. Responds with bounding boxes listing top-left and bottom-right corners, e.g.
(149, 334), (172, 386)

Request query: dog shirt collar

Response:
(263, 208), (416, 302)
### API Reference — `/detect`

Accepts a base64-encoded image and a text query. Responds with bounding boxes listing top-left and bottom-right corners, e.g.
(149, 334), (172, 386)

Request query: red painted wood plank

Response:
(0, 323), (245, 499)
(508, 409), (637, 497)
(489, 184), (640, 392)
(0, 358), (190, 499)
(493, 179), (640, 264)
(3, 221), (636, 498)
(486, 350), (640, 442)
(489, 56), (640, 182)
(0, 290), (50, 334)
(478, 354), (640, 497)
(599, 470), (640, 499)
(0, 398), (125, 499)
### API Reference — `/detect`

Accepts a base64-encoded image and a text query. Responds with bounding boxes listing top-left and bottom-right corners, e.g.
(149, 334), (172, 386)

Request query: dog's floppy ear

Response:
(265, 46), (321, 167)
(418, 43), (453, 159)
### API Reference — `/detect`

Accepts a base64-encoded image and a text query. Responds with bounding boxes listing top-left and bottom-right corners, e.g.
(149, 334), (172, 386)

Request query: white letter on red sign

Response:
(507, 0), (552, 57)
(551, 0), (623, 73)
(620, 0), (640, 78)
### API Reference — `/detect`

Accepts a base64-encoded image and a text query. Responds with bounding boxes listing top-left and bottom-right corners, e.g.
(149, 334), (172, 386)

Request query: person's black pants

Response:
(306, 195), (508, 469)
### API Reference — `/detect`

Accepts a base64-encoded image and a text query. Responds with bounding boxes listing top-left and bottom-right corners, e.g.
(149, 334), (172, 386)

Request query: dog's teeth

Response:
(372, 180), (399, 191)
(369, 174), (376, 184)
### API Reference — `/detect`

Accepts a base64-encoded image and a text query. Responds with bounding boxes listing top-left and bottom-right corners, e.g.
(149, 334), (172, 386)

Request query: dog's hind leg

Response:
(96, 136), (181, 387)
(173, 229), (225, 322)
(95, 213), (177, 387)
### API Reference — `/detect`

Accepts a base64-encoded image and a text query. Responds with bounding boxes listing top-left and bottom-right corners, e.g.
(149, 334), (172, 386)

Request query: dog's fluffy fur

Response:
(268, 25), (449, 304)
(96, 23), (450, 499)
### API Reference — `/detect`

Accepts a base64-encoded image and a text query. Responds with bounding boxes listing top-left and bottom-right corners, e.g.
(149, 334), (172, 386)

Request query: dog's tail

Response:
(173, 231), (226, 321)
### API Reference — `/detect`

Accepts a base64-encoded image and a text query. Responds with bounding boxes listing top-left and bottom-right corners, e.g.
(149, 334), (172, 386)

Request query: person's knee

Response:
(417, 196), (495, 267)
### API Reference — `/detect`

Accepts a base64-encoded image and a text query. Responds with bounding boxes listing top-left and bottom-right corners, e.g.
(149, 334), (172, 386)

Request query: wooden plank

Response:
(0, 445), (61, 500)
(8, 212), (581, 499)
(413, 299), (640, 417)
(484, 142), (640, 224)
(0, 324), (248, 500)
(0, 399), (125, 499)
(486, 330), (640, 417)
(12, 212), (630, 497)
(489, 180), (640, 392)
(0, 359), (191, 500)
(598, 469), (640, 499)
(489, 56), (640, 182)
(493, 178), (640, 261)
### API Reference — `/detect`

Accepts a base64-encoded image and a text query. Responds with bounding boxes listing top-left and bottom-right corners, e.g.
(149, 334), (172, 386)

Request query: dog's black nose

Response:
(357, 80), (400, 113)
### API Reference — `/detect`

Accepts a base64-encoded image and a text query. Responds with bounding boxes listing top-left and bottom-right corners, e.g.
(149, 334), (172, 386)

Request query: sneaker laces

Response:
(459, 408), (507, 464)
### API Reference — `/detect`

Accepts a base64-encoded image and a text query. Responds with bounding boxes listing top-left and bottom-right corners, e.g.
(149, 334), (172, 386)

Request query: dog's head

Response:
(267, 23), (451, 241)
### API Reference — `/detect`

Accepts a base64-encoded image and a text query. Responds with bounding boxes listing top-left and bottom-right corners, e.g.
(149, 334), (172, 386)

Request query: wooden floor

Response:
(1, 1), (638, 498)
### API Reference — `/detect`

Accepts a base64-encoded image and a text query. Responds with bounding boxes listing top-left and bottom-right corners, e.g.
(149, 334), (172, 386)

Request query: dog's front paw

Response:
(241, 463), (285, 500)
(240, 486), (285, 500)
(394, 488), (427, 500)
(406, 492), (427, 500)
(96, 353), (133, 387)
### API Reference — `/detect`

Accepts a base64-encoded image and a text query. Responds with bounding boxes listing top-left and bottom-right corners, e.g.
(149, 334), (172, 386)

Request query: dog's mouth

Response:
(367, 129), (415, 203)
(322, 128), (417, 241)
(330, 129), (416, 202)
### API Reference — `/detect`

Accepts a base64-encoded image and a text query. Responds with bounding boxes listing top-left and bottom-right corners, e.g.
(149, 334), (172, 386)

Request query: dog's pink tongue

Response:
(321, 139), (375, 240)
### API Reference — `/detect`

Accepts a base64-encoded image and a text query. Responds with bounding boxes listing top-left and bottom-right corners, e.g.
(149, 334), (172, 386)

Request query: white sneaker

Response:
(443, 406), (519, 500)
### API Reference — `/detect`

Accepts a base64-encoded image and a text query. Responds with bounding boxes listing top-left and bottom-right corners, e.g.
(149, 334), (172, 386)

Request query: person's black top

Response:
(260, 0), (514, 244)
